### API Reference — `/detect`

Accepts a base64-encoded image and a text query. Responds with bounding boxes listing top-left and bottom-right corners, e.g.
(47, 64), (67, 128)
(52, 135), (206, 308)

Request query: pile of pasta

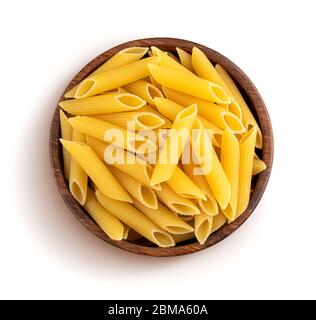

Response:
(59, 46), (266, 247)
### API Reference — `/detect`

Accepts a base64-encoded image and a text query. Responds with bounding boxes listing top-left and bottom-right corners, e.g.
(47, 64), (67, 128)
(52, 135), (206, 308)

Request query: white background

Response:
(1, 0), (315, 300)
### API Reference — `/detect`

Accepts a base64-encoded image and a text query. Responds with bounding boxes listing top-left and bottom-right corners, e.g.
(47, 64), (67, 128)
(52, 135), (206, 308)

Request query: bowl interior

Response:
(49, 38), (273, 256)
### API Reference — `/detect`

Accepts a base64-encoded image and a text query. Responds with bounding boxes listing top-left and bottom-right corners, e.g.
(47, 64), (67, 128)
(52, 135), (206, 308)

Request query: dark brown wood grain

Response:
(49, 38), (274, 257)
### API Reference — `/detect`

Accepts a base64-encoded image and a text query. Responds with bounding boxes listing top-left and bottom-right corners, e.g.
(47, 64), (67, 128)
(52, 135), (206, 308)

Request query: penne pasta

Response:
(161, 87), (245, 133)
(96, 191), (175, 247)
(59, 110), (72, 180)
(237, 126), (257, 216)
(86, 136), (161, 190)
(60, 139), (132, 202)
(75, 56), (161, 99)
(152, 47), (193, 74)
(176, 48), (194, 72)
(195, 213), (214, 245)
(84, 188), (124, 240)
(156, 183), (200, 216)
(211, 211), (227, 233)
(182, 162), (219, 216)
(69, 129), (88, 205)
(215, 64), (263, 148)
(151, 104), (198, 185)
(167, 166), (206, 200)
(252, 158), (267, 176)
(133, 198), (194, 234)
(68, 116), (157, 154)
(155, 94), (224, 147)
(221, 129), (240, 221)
(124, 80), (163, 105)
(65, 47), (149, 98)
(93, 111), (170, 130)
(59, 93), (146, 115)
(110, 166), (158, 209)
(172, 231), (195, 244)
(148, 63), (230, 104)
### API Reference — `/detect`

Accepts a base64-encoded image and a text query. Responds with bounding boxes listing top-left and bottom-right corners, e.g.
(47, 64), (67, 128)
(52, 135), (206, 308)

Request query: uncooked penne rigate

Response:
(59, 46), (266, 246)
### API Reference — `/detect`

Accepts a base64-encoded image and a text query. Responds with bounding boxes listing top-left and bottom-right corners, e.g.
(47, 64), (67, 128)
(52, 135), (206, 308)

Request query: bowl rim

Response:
(49, 37), (274, 257)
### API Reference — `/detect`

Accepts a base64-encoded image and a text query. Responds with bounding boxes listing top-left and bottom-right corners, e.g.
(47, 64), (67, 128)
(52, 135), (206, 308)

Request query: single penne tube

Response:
(69, 129), (88, 205)
(176, 47), (194, 72)
(74, 56), (161, 99)
(151, 104), (198, 185)
(182, 162), (219, 216)
(84, 188), (124, 240)
(237, 126), (257, 216)
(252, 158), (267, 176)
(155, 95), (223, 147)
(156, 183), (200, 216)
(93, 111), (169, 130)
(148, 63), (230, 104)
(152, 47), (193, 74)
(59, 93), (146, 115)
(221, 129), (240, 221)
(68, 116), (157, 154)
(86, 136), (160, 190)
(133, 198), (194, 234)
(211, 211), (227, 233)
(65, 47), (149, 98)
(60, 139), (132, 202)
(161, 87), (245, 133)
(59, 110), (72, 180)
(215, 64), (263, 148)
(123, 80), (163, 105)
(195, 213), (214, 245)
(96, 191), (175, 247)
(167, 166), (206, 200)
(110, 166), (158, 209)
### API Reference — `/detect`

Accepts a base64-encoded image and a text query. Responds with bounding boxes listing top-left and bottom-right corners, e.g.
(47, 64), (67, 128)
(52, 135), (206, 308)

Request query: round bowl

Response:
(49, 37), (273, 257)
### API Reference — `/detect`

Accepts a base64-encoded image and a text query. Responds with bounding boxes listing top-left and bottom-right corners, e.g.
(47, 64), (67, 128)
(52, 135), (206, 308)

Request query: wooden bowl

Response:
(49, 38), (273, 257)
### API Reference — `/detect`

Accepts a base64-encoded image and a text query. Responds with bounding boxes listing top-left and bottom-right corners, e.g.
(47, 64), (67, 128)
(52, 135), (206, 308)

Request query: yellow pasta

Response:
(176, 47), (194, 72)
(75, 56), (161, 99)
(60, 139), (132, 202)
(151, 104), (198, 185)
(122, 224), (129, 240)
(152, 47), (193, 74)
(191, 47), (242, 119)
(221, 129), (240, 221)
(161, 87), (245, 133)
(148, 63), (230, 104)
(172, 231), (195, 244)
(195, 213), (214, 245)
(65, 47), (149, 98)
(59, 93), (146, 115)
(93, 111), (170, 130)
(96, 191), (175, 247)
(133, 199), (194, 234)
(189, 119), (230, 209)
(124, 80), (163, 105)
(211, 211), (227, 233)
(68, 116), (157, 154)
(252, 158), (266, 176)
(59, 110), (72, 180)
(182, 162), (219, 216)
(215, 64), (263, 148)
(69, 129), (88, 205)
(155, 94), (223, 147)
(167, 166), (206, 200)
(110, 166), (158, 209)
(86, 136), (160, 190)
(84, 188), (124, 240)
(156, 183), (200, 216)
(237, 126), (257, 216)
